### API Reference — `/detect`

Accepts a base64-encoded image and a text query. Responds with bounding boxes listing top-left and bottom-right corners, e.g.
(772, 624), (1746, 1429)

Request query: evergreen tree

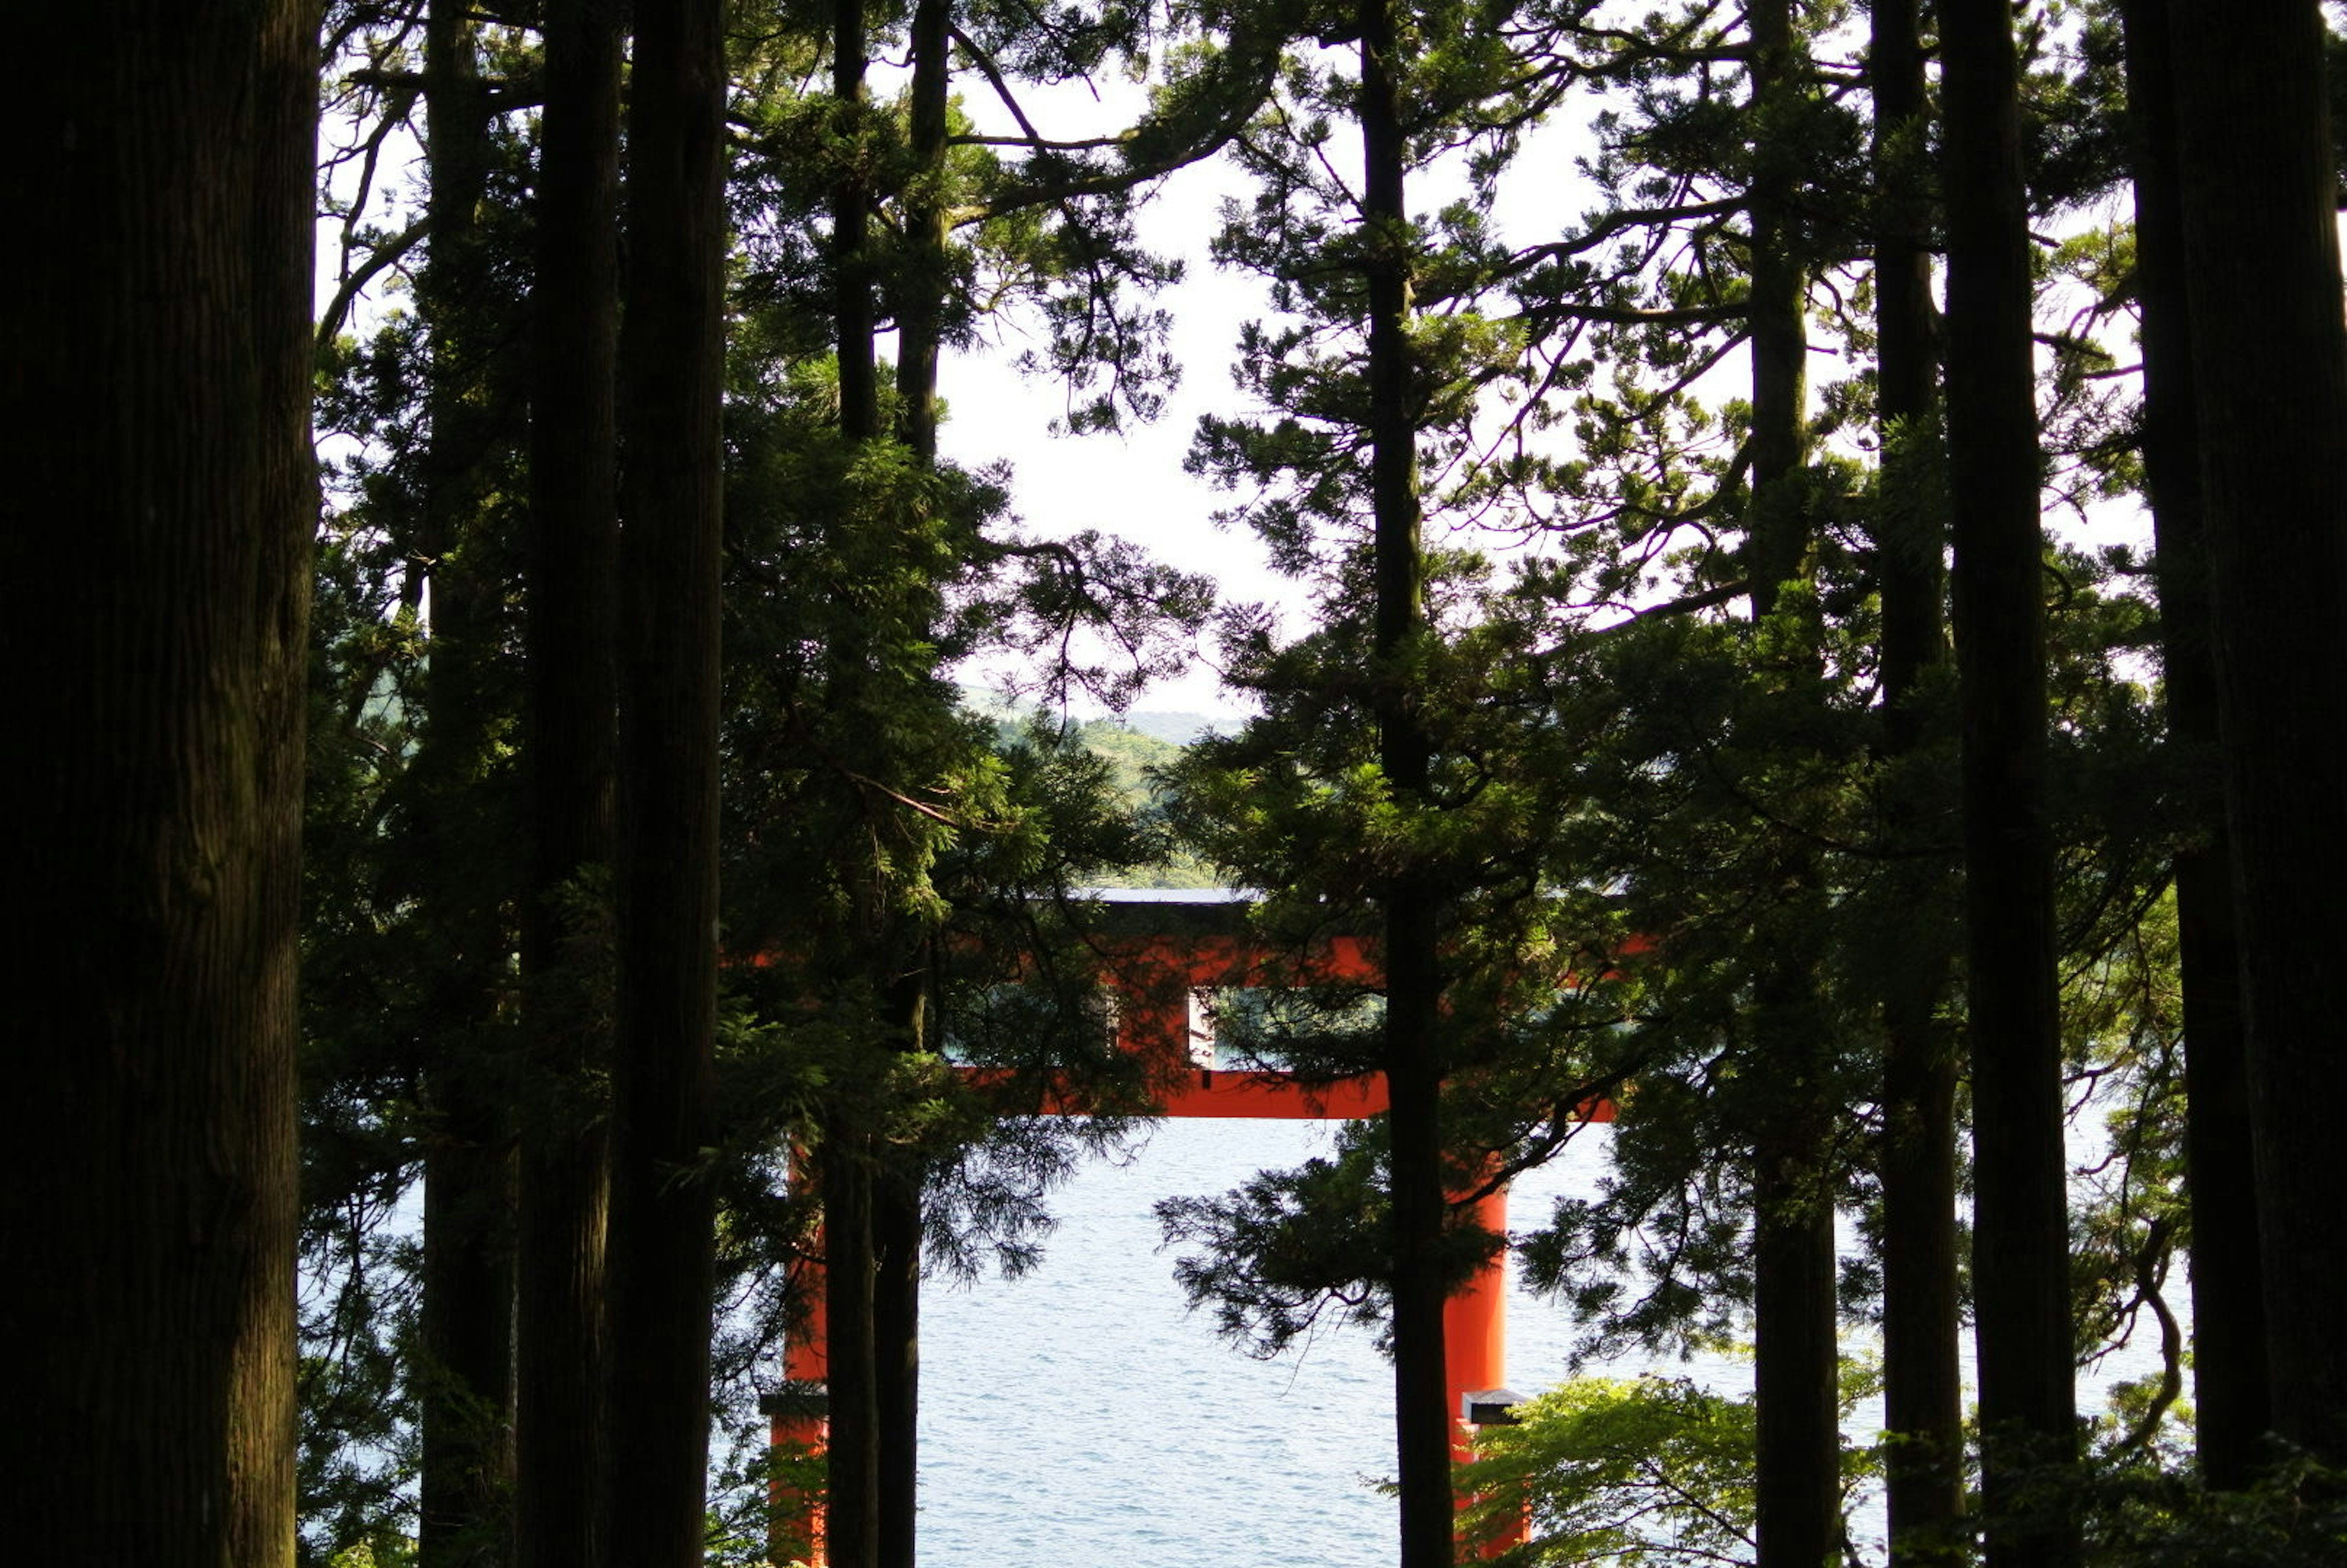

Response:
(605, 1), (729, 1563)
(721, 6), (1252, 1554)
(1162, 5), (1648, 1561)
(410, 9), (528, 1561)
(2162, 0), (2347, 1469)
(1944, 0), (2079, 1560)
(2115, 0), (2267, 1492)
(515, 0), (623, 1559)
(7, 4), (315, 1559)
(1866, 0), (1965, 1556)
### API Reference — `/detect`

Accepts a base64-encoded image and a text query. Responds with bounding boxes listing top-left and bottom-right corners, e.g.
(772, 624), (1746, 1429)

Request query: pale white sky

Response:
(927, 70), (1293, 718)
(930, 58), (1614, 718)
(933, 159), (1285, 717)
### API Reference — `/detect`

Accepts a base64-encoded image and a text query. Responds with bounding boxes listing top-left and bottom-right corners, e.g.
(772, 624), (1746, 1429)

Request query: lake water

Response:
(915, 1116), (2175, 1566)
(916, 1119), (1745, 1567)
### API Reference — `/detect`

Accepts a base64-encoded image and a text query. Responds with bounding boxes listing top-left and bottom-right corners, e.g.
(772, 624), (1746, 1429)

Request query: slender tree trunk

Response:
(833, 0), (879, 451)
(870, 967), (933, 1568)
(871, 1089), (924, 1568)
(2164, 0), (2347, 1467)
(821, 6), (887, 1564)
(1744, 0), (1813, 606)
(2117, 0), (2271, 1491)
(1943, 2), (2077, 1561)
(823, 1131), (882, 1568)
(6, 3), (312, 1559)
(517, 0), (623, 1560)
(1870, 0), (1964, 1555)
(896, 0), (953, 469)
(1361, 8), (1452, 1564)
(416, 8), (518, 1560)
(871, 20), (956, 1557)
(1744, 9), (1840, 1562)
(606, 0), (729, 1559)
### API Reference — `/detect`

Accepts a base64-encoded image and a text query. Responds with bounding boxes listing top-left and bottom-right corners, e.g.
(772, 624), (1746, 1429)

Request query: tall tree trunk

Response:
(517, 0), (623, 1560)
(1870, 0), (1964, 1555)
(822, 5), (886, 1563)
(6, 2), (312, 1560)
(606, 0), (729, 1558)
(1749, 1039), (1839, 1568)
(822, 1132), (882, 1568)
(895, 0), (953, 469)
(1942, 1), (2077, 1561)
(416, 7), (518, 1561)
(832, 0), (879, 449)
(1744, 8), (1840, 1563)
(871, 1056), (925, 1568)
(1361, 7), (1452, 1564)
(2117, 0), (2271, 1491)
(872, 18), (955, 1558)
(2164, 0), (2347, 1467)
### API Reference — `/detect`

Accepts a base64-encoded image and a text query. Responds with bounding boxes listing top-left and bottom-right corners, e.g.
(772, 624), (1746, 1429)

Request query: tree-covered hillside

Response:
(978, 703), (1226, 888)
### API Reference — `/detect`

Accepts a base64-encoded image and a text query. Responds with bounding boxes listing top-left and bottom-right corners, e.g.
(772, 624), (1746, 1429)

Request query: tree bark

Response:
(1743, 8), (1840, 1562)
(2117, 0), (2271, 1491)
(873, 18), (956, 1557)
(517, 0), (623, 1560)
(416, 9), (520, 1561)
(606, 0), (729, 1559)
(2164, 0), (2347, 1467)
(5, 2), (313, 1560)
(1361, 7), (1453, 1564)
(872, 1135), (924, 1568)
(872, 9), (956, 1561)
(821, 5), (887, 1561)
(895, 0), (954, 469)
(1943, 1), (2077, 1560)
(823, 1132), (883, 1568)
(1870, 0), (1964, 1555)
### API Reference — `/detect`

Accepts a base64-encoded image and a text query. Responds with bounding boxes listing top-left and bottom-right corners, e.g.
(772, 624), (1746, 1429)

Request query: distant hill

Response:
(958, 691), (1229, 888)
(955, 687), (1243, 749)
(1056, 719), (1219, 889)
(1121, 709), (1235, 746)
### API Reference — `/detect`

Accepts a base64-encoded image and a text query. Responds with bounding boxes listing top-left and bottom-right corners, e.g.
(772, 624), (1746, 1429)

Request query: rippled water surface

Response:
(914, 1118), (2176, 1565)
(917, 1118), (1653, 1567)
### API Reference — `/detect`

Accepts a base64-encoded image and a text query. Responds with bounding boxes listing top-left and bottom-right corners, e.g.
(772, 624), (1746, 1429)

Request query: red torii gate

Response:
(767, 892), (1610, 1563)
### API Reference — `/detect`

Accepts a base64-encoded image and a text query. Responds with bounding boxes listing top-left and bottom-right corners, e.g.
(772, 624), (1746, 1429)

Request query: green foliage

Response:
(2073, 1449), (2347, 1567)
(292, 0), (2283, 1555)
(1159, 1118), (1506, 1356)
(1457, 1357), (1885, 1566)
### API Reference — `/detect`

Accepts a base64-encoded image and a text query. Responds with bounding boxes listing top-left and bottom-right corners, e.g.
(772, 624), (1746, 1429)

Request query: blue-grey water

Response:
(916, 1116), (2174, 1565)
(916, 1119), (1734, 1566)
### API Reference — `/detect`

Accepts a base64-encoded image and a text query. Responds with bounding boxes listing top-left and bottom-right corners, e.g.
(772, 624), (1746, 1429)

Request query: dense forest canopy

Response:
(14, 2), (2347, 1566)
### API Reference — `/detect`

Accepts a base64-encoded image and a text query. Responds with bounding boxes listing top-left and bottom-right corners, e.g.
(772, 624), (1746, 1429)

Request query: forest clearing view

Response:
(13, 2), (2347, 1566)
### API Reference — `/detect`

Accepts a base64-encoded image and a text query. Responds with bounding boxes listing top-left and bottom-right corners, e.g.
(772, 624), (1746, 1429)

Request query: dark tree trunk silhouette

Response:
(1870, 0), (1964, 1555)
(415, 9), (518, 1560)
(2118, 0), (2271, 1491)
(820, 3), (886, 1561)
(516, 0), (623, 1559)
(1361, 5), (1452, 1563)
(1736, 3), (1840, 1558)
(871, 1079), (925, 1568)
(1943, 1), (2077, 1561)
(1743, 9), (1839, 1563)
(2165, 0), (2347, 1467)
(605, 0), (729, 1558)
(874, 7), (956, 1561)
(895, 0), (953, 468)
(7, 2), (312, 1559)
